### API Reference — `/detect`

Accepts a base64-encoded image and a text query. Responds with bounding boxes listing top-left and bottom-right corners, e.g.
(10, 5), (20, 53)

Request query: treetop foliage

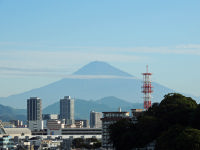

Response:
(109, 93), (200, 150)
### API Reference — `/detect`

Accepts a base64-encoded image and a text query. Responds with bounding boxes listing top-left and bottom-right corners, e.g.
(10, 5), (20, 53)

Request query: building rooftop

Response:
(102, 111), (129, 114)
(4, 128), (31, 135)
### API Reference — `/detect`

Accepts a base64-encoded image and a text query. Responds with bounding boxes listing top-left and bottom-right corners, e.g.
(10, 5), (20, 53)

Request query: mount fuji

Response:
(0, 61), (178, 108)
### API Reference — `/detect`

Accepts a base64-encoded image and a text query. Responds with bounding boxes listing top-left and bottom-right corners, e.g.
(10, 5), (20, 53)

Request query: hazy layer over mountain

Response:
(0, 61), (178, 108)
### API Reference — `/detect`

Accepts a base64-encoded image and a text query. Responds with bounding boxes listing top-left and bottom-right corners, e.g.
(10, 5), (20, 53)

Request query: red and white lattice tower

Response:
(142, 65), (153, 110)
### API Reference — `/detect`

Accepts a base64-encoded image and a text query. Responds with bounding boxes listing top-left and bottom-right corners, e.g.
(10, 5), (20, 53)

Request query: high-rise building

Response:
(27, 97), (43, 131)
(27, 97), (42, 121)
(60, 96), (74, 125)
(90, 111), (102, 128)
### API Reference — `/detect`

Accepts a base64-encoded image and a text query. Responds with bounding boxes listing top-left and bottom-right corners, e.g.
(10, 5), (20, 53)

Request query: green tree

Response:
(109, 93), (198, 150)
(156, 124), (184, 150)
(157, 93), (197, 129)
(108, 115), (159, 149)
(156, 126), (200, 150)
(176, 128), (200, 150)
(192, 104), (200, 129)
(72, 138), (84, 148)
(72, 138), (101, 149)
(135, 115), (159, 148)
(145, 102), (159, 116)
(109, 118), (136, 150)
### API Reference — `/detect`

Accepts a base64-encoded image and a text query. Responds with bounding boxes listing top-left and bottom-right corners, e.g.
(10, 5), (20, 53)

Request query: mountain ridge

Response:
(43, 96), (143, 119)
(0, 104), (26, 121)
(0, 61), (197, 108)
(0, 96), (143, 121)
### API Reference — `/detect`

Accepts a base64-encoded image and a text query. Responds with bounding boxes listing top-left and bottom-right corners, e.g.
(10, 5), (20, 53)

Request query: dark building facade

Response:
(27, 97), (42, 121)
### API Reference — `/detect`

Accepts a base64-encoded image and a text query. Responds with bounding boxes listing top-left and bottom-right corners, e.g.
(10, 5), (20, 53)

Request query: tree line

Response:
(109, 93), (200, 150)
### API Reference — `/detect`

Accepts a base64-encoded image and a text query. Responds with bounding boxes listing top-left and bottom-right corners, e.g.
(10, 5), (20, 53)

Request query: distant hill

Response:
(0, 96), (142, 121)
(0, 61), (197, 109)
(43, 96), (143, 120)
(0, 104), (26, 121)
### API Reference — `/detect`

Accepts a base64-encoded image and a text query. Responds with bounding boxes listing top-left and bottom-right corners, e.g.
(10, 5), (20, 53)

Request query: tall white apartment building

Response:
(90, 111), (102, 128)
(60, 96), (75, 125)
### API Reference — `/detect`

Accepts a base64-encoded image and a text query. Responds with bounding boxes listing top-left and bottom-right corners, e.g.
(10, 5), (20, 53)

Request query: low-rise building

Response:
(101, 111), (129, 149)
(28, 120), (44, 131)
(4, 128), (32, 137)
(47, 119), (64, 135)
(0, 135), (15, 149)
(61, 128), (102, 137)
(43, 114), (59, 128)
(131, 109), (145, 123)
(75, 120), (84, 128)
(10, 120), (23, 127)
(2, 122), (15, 128)
(75, 119), (89, 128)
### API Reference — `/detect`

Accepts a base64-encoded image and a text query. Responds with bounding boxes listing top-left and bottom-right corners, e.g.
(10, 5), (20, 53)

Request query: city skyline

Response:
(0, 1), (200, 98)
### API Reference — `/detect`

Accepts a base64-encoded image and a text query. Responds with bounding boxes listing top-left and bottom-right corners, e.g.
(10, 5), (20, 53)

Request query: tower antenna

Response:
(142, 65), (153, 110)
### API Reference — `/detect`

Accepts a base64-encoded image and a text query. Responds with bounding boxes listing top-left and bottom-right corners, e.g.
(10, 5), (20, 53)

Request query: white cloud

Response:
(96, 46), (200, 55)
(1, 43), (200, 77)
(1, 41), (200, 55)
(57, 75), (138, 79)
(176, 44), (200, 49)
(0, 50), (146, 77)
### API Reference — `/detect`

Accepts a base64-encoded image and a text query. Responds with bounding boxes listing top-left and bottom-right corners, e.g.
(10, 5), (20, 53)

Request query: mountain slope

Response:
(95, 96), (134, 108)
(0, 96), (142, 121)
(0, 104), (26, 121)
(0, 77), (174, 108)
(74, 61), (133, 77)
(0, 61), (193, 109)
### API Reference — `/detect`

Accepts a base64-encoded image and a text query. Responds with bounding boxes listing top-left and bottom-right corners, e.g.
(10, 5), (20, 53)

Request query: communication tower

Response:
(142, 65), (153, 110)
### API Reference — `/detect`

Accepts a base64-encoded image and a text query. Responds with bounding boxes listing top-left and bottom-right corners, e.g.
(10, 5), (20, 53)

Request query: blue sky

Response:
(0, 0), (200, 97)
